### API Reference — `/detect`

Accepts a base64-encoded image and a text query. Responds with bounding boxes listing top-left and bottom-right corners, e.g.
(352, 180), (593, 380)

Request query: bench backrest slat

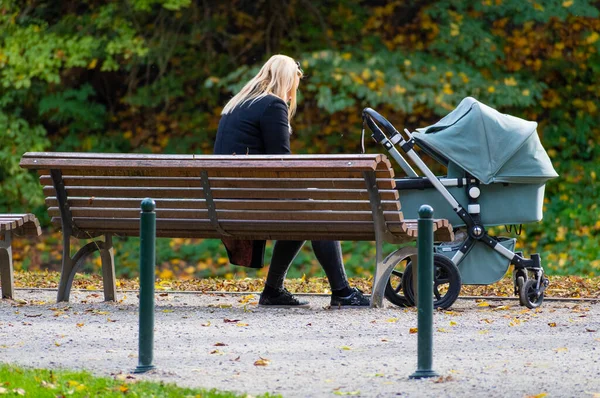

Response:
(45, 198), (402, 212)
(21, 152), (422, 243)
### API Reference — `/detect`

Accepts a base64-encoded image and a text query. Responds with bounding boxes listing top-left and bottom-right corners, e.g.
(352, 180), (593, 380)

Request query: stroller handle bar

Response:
(362, 107), (462, 211)
(362, 108), (419, 177)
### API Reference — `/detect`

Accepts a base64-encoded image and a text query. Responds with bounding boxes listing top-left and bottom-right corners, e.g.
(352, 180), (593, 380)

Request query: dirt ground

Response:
(1, 289), (599, 397)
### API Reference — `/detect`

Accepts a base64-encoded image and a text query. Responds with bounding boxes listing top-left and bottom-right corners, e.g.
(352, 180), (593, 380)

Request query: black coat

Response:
(213, 94), (291, 268)
(214, 94), (291, 155)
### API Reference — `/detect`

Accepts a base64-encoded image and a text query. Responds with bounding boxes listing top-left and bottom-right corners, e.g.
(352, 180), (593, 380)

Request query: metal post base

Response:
(409, 370), (439, 379)
(134, 364), (156, 374)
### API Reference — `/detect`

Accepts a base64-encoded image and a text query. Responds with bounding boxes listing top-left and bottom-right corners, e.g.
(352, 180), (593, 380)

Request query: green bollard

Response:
(134, 198), (156, 374)
(409, 204), (439, 379)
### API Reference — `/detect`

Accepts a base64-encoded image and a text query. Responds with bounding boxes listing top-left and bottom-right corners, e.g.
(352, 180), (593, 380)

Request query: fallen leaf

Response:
(201, 321), (211, 327)
(224, 319), (240, 323)
(214, 342), (228, 346)
(586, 328), (597, 332)
(481, 318), (494, 324)
(477, 301), (490, 307)
(479, 329), (489, 334)
(231, 356), (241, 361)
(434, 375), (454, 383)
(24, 314), (42, 318)
(525, 393), (547, 398)
(340, 346), (352, 351)
(236, 322), (249, 327)
(548, 322), (557, 327)
(254, 357), (270, 366)
(449, 321), (457, 326)
(386, 318), (399, 323)
(437, 328), (449, 333)
(162, 309), (173, 313)
(409, 327), (418, 334)
(553, 347), (568, 352)
(210, 349), (224, 355)
(76, 323), (84, 328)
(333, 391), (360, 396)
(40, 381), (56, 389)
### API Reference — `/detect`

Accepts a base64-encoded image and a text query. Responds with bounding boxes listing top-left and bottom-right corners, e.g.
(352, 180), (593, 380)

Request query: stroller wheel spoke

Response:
(433, 286), (442, 300)
(391, 270), (403, 278)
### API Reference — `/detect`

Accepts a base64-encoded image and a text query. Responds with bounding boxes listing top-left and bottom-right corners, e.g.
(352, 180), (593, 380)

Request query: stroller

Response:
(362, 97), (559, 309)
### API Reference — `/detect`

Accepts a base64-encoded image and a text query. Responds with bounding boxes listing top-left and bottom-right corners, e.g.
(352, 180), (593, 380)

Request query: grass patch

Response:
(0, 363), (278, 397)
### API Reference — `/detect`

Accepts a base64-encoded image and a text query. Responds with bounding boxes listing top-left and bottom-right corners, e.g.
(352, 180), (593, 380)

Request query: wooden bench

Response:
(20, 152), (453, 306)
(0, 214), (42, 299)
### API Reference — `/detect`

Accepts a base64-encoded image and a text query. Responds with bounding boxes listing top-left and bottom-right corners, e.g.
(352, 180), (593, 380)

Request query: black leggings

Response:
(265, 240), (350, 291)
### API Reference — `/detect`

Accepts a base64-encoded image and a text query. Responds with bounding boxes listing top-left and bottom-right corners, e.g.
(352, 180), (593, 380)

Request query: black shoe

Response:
(259, 288), (310, 308)
(330, 288), (370, 308)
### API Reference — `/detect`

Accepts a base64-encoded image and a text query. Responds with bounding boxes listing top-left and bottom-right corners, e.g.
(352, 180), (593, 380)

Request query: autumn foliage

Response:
(1, 1), (598, 278)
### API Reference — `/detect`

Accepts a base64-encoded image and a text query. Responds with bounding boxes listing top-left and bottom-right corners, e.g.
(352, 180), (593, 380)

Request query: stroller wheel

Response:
(402, 254), (462, 310)
(519, 279), (544, 309)
(384, 258), (412, 307)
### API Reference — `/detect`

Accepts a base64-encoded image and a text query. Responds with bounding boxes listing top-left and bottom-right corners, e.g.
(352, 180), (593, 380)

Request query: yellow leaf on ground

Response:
(409, 327), (418, 334)
(340, 346), (352, 350)
(386, 318), (399, 323)
(477, 301), (490, 307)
(254, 358), (270, 366)
(548, 322), (557, 327)
(449, 321), (457, 326)
(554, 347), (568, 352)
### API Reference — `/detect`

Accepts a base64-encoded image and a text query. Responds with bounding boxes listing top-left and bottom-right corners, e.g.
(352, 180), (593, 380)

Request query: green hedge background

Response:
(1, 0), (599, 279)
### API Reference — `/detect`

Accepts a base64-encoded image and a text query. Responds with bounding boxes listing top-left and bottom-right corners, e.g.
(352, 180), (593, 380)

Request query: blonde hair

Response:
(221, 54), (303, 122)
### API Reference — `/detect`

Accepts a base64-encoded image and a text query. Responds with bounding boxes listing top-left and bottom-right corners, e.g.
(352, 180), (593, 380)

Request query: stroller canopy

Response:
(413, 97), (559, 184)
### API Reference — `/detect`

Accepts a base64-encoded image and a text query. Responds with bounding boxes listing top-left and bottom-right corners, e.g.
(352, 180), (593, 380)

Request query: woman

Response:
(214, 54), (369, 308)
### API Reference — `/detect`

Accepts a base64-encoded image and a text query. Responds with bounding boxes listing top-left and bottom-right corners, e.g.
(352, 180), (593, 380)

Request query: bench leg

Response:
(0, 233), (14, 299)
(57, 236), (115, 302)
(99, 234), (116, 301)
(371, 246), (418, 308)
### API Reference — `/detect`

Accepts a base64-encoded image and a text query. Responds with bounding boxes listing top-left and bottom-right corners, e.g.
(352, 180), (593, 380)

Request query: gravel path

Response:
(1, 289), (599, 397)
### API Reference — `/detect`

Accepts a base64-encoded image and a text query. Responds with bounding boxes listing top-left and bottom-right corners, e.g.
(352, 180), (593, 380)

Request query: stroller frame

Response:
(363, 108), (549, 308)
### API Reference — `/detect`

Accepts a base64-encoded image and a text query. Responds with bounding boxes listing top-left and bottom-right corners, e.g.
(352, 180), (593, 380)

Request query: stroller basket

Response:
(436, 237), (516, 285)
(396, 179), (546, 227)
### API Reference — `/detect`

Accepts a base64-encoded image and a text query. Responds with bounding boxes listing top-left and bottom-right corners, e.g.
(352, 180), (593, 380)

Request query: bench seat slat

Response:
(48, 207), (403, 223)
(0, 214), (42, 236)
